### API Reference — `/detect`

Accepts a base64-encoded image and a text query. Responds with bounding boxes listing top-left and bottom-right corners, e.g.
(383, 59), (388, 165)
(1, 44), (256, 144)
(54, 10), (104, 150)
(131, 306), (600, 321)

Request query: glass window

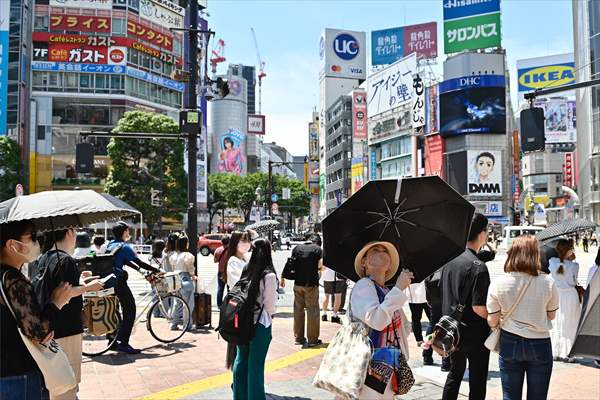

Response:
(173, 39), (182, 56)
(32, 71), (47, 86)
(80, 74), (91, 88)
(65, 73), (77, 88)
(48, 72), (61, 87)
(95, 74), (107, 89)
(110, 75), (121, 89)
(112, 18), (126, 35)
(34, 15), (48, 31)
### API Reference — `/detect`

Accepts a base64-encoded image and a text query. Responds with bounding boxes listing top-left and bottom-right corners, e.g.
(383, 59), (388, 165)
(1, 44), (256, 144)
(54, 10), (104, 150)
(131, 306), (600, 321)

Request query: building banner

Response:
(518, 62), (575, 92)
(443, 0), (501, 20)
(352, 90), (367, 139)
(31, 60), (125, 74)
(127, 19), (173, 51)
(50, 14), (111, 33)
(351, 157), (364, 195)
(425, 84), (439, 134)
(139, 0), (184, 30)
(403, 22), (437, 60)
(367, 53), (417, 118)
(371, 22), (437, 66)
(50, 0), (113, 10)
(467, 150), (502, 197)
(534, 99), (576, 144)
(444, 12), (501, 54)
(217, 128), (246, 175)
(309, 122), (319, 161)
(424, 134), (444, 177)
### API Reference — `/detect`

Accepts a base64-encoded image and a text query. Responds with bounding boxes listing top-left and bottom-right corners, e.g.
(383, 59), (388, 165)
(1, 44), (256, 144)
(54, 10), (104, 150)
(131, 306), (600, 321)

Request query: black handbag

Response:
(281, 256), (297, 280)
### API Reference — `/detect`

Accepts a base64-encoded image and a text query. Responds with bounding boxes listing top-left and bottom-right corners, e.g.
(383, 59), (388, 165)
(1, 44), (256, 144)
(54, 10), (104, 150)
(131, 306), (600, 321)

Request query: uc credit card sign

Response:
(517, 62), (575, 92)
(443, 0), (500, 20)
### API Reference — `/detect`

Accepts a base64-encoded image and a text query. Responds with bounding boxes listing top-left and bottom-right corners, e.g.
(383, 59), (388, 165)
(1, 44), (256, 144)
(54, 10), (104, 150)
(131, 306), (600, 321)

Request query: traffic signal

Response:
(75, 143), (94, 173)
(520, 108), (545, 153)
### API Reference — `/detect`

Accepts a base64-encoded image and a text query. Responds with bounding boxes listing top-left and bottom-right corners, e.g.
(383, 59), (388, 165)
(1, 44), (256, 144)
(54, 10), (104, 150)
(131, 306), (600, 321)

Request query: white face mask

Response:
(237, 242), (251, 254)
(12, 240), (41, 263)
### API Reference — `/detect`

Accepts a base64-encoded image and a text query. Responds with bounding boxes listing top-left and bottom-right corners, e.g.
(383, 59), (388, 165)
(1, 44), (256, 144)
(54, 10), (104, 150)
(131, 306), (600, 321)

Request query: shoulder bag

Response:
(0, 271), (77, 397)
(484, 276), (533, 353)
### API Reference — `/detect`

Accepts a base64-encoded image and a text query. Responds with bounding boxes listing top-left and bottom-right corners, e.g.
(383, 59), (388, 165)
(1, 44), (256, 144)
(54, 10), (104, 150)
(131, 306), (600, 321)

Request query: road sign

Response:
(150, 188), (162, 207)
(282, 188), (291, 200)
(271, 193), (279, 203)
(271, 202), (279, 215)
(15, 184), (23, 197)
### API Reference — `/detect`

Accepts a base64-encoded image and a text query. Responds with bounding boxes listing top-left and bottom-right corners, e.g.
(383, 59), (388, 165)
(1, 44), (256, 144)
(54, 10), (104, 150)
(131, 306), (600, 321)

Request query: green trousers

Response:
(232, 323), (272, 400)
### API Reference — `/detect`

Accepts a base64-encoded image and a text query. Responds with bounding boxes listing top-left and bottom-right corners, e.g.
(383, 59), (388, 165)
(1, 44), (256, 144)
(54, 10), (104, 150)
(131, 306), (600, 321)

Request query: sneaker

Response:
(294, 339), (307, 345)
(113, 343), (141, 355)
(170, 324), (180, 331)
(303, 339), (323, 349)
(594, 360), (600, 368)
(331, 316), (341, 324)
(441, 362), (451, 372)
(322, 315), (328, 322)
(423, 356), (434, 366)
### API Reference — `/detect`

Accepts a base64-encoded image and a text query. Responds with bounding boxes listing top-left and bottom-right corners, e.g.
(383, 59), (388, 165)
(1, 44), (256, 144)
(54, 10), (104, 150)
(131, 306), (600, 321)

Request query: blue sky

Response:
(206, 0), (574, 155)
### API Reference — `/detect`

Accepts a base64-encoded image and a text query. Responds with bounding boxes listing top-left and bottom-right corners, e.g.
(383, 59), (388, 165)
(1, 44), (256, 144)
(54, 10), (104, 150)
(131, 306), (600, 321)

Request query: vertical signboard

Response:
(0, 0), (8, 135)
(563, 152), (573, 188)
(512, 130), (520, 206)
(217, 128), (246, 176)
(425, 84), (439, 134)
(320, 28), (366, 80)
(370, 147), (378, 180)
(424, 134), (444, 177)
(352, 89), (367, 139)
(351, 157), (364, 194)
(443, 0), (501, 54)
(412, 75), (425, 129)
(308, 122), (319, 161)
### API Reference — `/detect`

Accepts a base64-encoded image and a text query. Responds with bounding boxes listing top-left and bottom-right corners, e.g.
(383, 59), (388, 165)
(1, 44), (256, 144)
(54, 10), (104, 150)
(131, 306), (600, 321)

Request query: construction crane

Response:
(250, 28), (266, 115)
(210, 38), (226, 74)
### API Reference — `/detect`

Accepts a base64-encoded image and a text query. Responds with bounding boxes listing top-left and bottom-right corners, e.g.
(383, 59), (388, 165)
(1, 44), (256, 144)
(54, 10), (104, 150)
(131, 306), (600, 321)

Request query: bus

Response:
(501, 226), (545, 249)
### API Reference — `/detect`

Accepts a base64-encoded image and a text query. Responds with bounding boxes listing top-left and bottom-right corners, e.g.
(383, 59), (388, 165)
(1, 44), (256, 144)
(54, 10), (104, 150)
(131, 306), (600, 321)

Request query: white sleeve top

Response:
(548, 257), (580, 289)
(174, 252), (195, 275)
(350, 277), (408, 331)
(227, 256), (246, 287)
(255, 272), (278, 328)
(404, 281), (427, 304)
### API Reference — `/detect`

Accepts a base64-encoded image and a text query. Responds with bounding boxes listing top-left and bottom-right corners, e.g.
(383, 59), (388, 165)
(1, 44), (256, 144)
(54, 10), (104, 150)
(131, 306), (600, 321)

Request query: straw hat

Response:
(354, 241), (400, 282)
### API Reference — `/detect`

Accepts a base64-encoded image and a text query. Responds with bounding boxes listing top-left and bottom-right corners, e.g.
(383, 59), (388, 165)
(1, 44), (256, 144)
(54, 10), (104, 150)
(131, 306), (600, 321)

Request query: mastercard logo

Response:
(331, 65), (342, 72)
(110, 49), (125, 63)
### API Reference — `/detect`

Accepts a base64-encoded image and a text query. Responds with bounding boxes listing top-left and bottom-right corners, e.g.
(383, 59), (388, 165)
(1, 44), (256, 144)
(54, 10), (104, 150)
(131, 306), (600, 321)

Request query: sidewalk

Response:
(79, 307), (600, 400)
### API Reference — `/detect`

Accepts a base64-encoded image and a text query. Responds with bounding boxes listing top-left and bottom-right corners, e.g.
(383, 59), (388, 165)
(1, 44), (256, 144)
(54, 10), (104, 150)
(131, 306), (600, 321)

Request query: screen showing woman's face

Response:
(476, 156), (494, 178)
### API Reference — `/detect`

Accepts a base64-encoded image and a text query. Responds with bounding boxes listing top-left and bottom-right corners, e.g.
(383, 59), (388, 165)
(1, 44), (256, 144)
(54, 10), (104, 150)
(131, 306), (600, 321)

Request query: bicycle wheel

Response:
(82, 314), (121, 357)
(147, 294), (190, 343)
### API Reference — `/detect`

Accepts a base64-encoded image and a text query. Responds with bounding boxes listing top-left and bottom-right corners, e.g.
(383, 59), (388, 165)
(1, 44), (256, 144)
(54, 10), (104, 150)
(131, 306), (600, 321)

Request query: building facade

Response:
(573, 0), (600, 222)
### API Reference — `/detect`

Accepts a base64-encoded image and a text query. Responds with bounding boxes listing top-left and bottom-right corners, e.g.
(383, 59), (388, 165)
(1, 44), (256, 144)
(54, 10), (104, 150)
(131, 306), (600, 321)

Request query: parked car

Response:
(198, 233), (229, 256)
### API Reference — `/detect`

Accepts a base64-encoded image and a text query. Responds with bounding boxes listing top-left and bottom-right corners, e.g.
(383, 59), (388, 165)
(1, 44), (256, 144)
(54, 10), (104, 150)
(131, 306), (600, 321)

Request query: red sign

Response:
(513, 130), (520, 204)
(563, 152), (573, 188)
(352, 90), (367, 140)
(127, 19), (173, 51)
(424, 134), (444, 178)
(403, 22), (437, 60)
(50, 14), (111, 33)
(48, 44), (108, 63)
(109, 48), (125, 64)
(33, 32), (125, 47)
(130, 40), (181, 65)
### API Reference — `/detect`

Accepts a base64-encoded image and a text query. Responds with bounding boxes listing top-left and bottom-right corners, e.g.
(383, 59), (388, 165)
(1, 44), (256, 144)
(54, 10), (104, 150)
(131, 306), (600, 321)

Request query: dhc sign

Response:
(517, 62), (575, 92)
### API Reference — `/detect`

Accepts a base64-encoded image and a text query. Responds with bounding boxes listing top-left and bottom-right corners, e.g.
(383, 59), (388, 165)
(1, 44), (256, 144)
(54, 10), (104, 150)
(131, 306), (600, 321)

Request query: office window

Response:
(34, 15), (48, 31)
(112, 18), (126, 35)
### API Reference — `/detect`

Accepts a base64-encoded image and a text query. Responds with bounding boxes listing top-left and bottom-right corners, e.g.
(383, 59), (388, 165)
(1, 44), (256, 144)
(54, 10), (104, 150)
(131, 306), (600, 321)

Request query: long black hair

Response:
(226, 231), (251, 261)
(595, 247), (600, 267)
(240, 238), (276, 301)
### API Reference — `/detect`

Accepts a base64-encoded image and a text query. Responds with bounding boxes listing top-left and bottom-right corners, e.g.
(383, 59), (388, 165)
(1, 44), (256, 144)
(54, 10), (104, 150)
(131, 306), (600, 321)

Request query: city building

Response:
(573, 0), (600, 222)
(29, 0), (186, 192)
(260, 141), (296, 179)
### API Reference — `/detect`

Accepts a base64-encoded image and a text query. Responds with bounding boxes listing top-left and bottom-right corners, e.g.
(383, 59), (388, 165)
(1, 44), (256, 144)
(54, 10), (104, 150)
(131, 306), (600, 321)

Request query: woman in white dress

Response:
(350, 241), (414, 399)
(548, 239), (581, 362)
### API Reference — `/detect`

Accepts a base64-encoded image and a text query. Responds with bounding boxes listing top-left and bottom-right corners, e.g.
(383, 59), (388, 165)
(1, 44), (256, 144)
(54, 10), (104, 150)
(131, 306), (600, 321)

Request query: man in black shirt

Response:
(281, 235), (323, 347)
(441, 213), (491, 400)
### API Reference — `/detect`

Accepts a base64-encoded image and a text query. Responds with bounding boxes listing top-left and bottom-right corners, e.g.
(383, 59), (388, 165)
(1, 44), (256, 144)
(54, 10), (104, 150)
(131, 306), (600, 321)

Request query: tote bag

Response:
(1, 272), (77, 397)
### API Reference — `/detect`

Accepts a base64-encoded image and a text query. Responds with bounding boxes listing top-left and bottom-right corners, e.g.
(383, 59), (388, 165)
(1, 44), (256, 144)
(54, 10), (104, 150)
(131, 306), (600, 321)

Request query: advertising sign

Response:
(50, 0), (112, 10)
(126, 66), (184, 91)
(534, 99), (576, 144)
(0, 0), (8, 135)
(367, 53), (417, 118)
(247, 115), (265, 135)
(352, 89), (367, 139)
(518, 62), (575, 92)
(139, 0), (184, 30)
(371, 22), (437, 66)
(412, 74), (425, 129)
(424, 134), (444, 177)
(320, 28), (366, 80)
(467, 150), (502, 197)
(127, 19), (173, 51)
(439, 74), (506, 136)
(217, 128), (246, 175)
(425, 84), (439, 134)
(444, 12), (501, 54)
(351, 157), (364, 195)
(471, 201), (503, 216)
(563, 152), (573, 188)
(370, 147), (378, 180)
(50, 14), (111, 33)
(443, 0), (501, 20)
(309, 122), (319, 162)
(32, 60), (125, 74)
(512, 130), (520, 205)
(34, 32), (119, 47)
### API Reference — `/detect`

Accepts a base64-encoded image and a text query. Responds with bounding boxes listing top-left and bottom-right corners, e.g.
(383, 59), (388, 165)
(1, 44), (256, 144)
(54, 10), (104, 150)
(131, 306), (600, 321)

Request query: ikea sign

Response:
(517, 62), (575, 92)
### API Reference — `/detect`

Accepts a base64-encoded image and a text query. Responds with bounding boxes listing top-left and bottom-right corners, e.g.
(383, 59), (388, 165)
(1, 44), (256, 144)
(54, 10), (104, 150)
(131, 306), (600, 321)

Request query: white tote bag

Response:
(1, 272), (77, 397)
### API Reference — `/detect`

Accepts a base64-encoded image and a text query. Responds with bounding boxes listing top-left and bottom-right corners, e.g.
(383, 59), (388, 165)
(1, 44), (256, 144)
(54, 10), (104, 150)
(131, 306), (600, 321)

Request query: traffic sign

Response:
(15, 184), (23, 197)
(271, 193), (279, 203)
(271, 203), (279, 215)
(282, 187), (291, 200)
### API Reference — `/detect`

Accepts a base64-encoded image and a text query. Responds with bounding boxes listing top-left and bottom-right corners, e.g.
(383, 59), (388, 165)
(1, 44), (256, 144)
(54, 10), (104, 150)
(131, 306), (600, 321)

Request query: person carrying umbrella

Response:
(106, 221), (160, 354)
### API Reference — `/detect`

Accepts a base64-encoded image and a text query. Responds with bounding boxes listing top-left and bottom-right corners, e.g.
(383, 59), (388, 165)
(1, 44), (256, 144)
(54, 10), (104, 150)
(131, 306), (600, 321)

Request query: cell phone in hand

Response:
(101, 274), (116, 288)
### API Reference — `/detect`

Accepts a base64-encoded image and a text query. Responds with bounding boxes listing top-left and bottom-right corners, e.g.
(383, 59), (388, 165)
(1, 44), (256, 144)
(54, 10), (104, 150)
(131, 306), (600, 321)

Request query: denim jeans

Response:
(499, 330), (553, 400)
(0, 370), (49, 400)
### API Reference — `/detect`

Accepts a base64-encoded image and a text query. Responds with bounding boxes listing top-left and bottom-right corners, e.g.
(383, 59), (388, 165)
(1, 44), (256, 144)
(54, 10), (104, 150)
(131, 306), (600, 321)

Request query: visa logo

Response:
(519, 64), (575, 90)
(350, 68), (363, 73)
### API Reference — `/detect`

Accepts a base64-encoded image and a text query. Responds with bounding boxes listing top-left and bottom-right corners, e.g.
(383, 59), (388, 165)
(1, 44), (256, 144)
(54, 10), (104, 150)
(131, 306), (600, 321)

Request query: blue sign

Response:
(31, 61), (125, 74)
(370, 148), (377, 181)
(333, 33), (359, 60)
(439, 74), (505, 93)
(271, 194), (279, 203)
(126, 67), (185, 92)
(443, 0), (501, 20)
(371, 27), (404, 66)
(0, 29), (8, 135)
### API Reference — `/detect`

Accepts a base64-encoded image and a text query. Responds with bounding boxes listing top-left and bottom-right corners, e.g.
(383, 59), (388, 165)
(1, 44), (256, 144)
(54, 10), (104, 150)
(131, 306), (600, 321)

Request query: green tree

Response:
(207, 173), (239, 232)
(0, 137), (24, 201)
(275, 175), (311, 218)
(105, 111), (187, 233)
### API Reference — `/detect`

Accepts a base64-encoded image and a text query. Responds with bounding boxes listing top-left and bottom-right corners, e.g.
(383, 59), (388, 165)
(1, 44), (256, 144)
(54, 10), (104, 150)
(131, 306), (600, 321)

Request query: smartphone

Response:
(101, 274), (116, 288)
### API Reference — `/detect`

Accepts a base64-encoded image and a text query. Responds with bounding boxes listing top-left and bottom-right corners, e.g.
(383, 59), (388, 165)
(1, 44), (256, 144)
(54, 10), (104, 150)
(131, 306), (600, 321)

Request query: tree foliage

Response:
(105, 111), (187, 231)
(0, 137), (23, 201)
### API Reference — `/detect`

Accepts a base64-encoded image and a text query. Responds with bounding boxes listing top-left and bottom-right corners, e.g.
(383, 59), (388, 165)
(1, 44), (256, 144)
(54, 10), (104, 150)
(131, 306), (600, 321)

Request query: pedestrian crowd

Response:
(1, 213), (598, 400)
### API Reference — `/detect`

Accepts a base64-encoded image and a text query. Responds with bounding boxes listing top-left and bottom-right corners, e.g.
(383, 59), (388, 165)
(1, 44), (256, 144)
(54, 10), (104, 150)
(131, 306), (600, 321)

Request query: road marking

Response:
(138, 347), (326, 400)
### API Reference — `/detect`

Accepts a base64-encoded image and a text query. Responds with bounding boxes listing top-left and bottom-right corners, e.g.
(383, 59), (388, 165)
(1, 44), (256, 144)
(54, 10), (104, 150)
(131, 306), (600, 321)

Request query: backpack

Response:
(217, 275), (264, 345)
(281, 256), (297, 280)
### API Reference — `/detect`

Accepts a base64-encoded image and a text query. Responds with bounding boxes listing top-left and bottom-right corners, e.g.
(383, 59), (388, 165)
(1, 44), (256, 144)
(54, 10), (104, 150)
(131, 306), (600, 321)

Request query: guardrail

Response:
(132, 244), (152, 255)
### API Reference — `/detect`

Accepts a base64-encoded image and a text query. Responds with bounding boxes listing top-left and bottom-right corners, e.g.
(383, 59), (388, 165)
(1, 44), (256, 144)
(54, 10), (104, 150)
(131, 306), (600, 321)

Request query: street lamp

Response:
(255, 187), (263, 221)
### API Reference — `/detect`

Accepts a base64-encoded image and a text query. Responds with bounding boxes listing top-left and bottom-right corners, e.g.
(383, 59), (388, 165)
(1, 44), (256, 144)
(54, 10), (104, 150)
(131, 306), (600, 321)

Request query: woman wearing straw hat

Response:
(350, 241), (414, 399)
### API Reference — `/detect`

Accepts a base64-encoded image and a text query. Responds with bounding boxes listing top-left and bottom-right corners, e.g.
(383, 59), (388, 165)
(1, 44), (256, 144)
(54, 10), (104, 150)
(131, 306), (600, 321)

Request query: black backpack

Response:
(217, 276), (263, 345)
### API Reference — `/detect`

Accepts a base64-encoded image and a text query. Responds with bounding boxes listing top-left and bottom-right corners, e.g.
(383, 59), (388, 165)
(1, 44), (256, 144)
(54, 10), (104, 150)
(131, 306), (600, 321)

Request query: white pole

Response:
(104, 220), (107, 239)
(139, 213), (143, 244)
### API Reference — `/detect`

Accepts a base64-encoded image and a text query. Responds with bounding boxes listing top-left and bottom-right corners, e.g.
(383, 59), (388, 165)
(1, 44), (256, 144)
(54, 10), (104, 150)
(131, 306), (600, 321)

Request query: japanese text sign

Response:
(443, 0), (500, 20)
(444, 12), (501, 54)
(371, 22), (437, 66)
(50, 14), (111, 34)
(404, 22), (437, 60)
(33, 32), (122, 47)
(50, 0), (113, 10)
(367, 53), (417, 117)
(127, 19), (173, 51)
(412, 75), (425, 129)
(139, 0), (184, 30)
(352, 90), (368, 139)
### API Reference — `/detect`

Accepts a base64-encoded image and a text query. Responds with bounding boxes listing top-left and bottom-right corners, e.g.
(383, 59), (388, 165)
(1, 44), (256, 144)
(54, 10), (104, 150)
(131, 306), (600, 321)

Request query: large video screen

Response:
(440, 87), (506, 136)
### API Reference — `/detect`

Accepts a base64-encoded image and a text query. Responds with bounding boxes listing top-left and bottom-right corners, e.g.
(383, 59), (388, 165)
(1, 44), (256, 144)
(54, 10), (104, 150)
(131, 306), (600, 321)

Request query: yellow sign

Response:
(518, 64), (575, 91)
(351, 158), (364, 195)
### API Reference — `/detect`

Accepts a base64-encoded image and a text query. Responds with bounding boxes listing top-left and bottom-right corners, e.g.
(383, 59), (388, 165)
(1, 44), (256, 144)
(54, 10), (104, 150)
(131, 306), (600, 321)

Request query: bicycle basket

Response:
(154, 272), (183, 295)
(83, 295), (120, 336)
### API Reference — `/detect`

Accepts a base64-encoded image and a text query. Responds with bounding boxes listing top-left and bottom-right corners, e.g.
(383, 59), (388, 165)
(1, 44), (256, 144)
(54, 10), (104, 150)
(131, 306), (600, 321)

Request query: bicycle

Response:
(82, 270), (192, 356)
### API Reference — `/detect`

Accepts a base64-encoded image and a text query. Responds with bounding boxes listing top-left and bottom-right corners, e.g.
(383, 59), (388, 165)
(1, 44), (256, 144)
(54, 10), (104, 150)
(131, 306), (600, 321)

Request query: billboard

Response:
(439, 74), (506, 136)
(217, 128), (246, 175)
(412, 74), (425, 129)
(517, 53), (575, 92)
(351, 157), (364, 195)
(50, 0), (112, 10)
(309, 122), (319, 162)
(127, 19), (173, 51)
(0, 0), (7, 135)
(248, 115), (265, 135)
(534, 99), (576, 144)
(32, 61), (125, 74)
(371, 22), (437, 66)
(320, 28), (366, 80)
(471, 201), (503, 216)
(139, 0), (184, 30)
(50, 14), (111, 33)
(424, 134), (444, 177)
(367, 53), (417, 118)
(352, 89), (367, 139)
(467, 150), (502, 197)
(444, 12), (501, 54)
(40, 43), (127, 65)
(425, 84), (440, 134)
(443, 0), (501, 20)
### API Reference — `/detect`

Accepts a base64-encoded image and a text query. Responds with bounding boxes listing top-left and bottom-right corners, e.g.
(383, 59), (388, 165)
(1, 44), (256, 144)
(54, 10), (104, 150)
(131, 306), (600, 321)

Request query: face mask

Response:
(12, 240), (41, 263)
(237, 242), (251, 254)
(368, 251), (390, 268)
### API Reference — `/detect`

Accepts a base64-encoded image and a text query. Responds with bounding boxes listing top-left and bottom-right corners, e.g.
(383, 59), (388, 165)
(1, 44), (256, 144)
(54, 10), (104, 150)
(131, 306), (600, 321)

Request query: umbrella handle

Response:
(394, 178), (402, 204)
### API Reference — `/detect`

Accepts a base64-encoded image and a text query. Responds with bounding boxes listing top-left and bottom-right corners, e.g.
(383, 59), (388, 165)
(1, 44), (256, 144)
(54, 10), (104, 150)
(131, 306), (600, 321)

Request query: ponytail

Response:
(557, 264), (564, 274)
